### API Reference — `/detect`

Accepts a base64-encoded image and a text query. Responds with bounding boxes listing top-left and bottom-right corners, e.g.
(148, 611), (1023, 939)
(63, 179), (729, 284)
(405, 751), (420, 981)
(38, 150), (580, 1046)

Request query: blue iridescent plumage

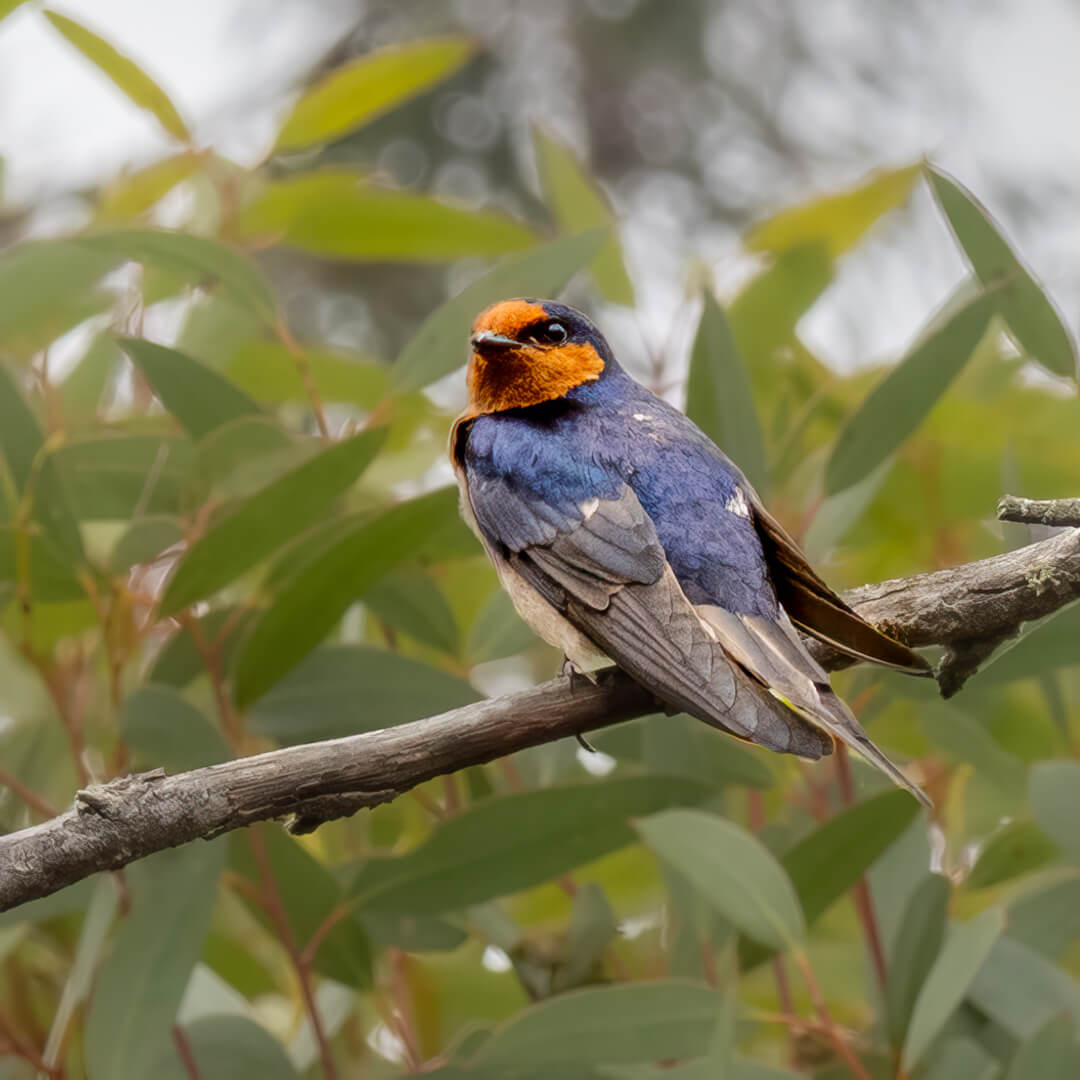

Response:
(453, 298), (933, 806)
(465, 361), (776, 616)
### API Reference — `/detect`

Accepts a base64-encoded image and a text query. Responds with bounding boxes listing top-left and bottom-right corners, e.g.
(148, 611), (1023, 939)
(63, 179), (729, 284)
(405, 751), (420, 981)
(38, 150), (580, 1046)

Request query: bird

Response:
(450, 298), (934, 808)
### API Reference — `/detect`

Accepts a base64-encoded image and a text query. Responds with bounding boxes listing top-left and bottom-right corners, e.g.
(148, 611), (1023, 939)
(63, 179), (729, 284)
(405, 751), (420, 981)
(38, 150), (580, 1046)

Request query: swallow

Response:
(451, 298), (933, 807)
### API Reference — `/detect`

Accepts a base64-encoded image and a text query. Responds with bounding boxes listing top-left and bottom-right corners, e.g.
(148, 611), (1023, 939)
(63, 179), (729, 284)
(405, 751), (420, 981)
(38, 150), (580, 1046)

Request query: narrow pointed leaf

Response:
(729, 243), (833, 375)
(1007, 876), (1080, 958)
(686, 292), (767, 491)
(275, 37), (475, 151)
(1006, 1016), (1080, 1080)
(0, 366), (84, 561)
(534, 128), (634, 304)
(248, 644), (479, 744)
(1029, 760), (1080, 861)
(363, 567), (460, 653)
(350, 776), (713, 914)
(746, 163), (920, 256)
(469, 981), (724, 1068)
(966, 819), (1058, 889)
(901, 907), (1005, 1071)
(44, 10), (190, 142)
(393, 229), (606, 391)
(120, 338), (261, 438)
(636, 809), (805, 950)
(0, 1), (30, 22)
(825, 288), (998, 493)
(78, 230), (275, 321)
(98, 151), (202, 220)
(968, 936), (1080, 1039)
(927, 166), (1077, 378)
(740, 789), (919, 969)
(232, 487), (459, 705)
(0, 240), (115, 343)
(160, 428), (384, 614)
(235, 171), (535, 261)
(886, 873), (950, 1049)
(230, 826), (371, 988)
(122, 684), (230, 772)
(84, 842), (225, 1080)
(152, 1015), (300, 1080)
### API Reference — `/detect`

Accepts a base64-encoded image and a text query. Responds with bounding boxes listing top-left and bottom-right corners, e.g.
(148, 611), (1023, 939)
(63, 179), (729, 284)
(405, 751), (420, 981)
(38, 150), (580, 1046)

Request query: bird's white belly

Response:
(494, 556), (608, 672)
(453, 463), (606, 671)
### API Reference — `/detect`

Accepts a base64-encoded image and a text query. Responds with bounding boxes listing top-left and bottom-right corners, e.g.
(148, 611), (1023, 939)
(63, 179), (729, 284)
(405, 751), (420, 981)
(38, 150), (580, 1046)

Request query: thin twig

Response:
(389, 948), (422, 1069)
(834, 745), (889, 996)
(0, 769), (58, 820)
(792, 951), (872, 1080)
(0, 1009), (58, 1078)
(176, 612), (243, 748)
(997, 494), (1080, 528)
(749, 789), (797, 1039)
(171, 1024), (205, 1080)
(275, 318), (331, 440)
(249, 827), (338, 1080)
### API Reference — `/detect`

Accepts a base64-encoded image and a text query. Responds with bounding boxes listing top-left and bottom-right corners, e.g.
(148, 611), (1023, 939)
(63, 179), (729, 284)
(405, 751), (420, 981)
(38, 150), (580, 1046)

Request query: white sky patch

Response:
(3, 0), (1080, 381)
(0, 0), (354, 202)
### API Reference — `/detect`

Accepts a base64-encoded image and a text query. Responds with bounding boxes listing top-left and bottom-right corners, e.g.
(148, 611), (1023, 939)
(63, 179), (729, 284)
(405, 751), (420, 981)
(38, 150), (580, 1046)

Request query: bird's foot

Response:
(562, 657), (599, 752)
(562, 656), (599, 689)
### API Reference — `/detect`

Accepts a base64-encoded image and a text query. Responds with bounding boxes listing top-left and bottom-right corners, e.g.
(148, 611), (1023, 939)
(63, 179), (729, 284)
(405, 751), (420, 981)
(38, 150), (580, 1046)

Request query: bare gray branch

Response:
(3, 518), (1079, 913)
(997, 494), (1080, 528)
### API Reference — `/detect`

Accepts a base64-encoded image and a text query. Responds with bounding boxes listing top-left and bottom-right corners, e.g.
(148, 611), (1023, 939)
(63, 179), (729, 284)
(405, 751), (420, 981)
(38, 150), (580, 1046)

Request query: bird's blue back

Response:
(463, 361), (777, 617)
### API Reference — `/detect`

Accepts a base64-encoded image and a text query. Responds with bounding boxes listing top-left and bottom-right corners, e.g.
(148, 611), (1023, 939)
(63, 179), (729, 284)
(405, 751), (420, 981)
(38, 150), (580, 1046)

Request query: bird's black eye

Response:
(541, 320), (568, 344)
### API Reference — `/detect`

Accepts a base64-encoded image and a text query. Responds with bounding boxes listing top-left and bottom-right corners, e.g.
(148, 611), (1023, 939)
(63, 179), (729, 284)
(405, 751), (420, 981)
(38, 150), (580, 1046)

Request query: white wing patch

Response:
(724, 487), (752, 519)
(579, 497), (600, 520)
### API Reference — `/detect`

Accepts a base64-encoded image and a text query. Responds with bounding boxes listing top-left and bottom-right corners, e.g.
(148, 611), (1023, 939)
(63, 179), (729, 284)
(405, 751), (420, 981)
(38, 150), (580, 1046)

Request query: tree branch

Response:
(2, 519), (1079, 914)
(996, 494), (1080, 528)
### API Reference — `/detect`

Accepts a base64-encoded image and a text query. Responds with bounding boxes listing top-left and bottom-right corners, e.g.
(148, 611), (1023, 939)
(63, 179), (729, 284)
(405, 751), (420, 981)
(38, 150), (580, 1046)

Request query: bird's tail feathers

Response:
(771, 686), (932, 810)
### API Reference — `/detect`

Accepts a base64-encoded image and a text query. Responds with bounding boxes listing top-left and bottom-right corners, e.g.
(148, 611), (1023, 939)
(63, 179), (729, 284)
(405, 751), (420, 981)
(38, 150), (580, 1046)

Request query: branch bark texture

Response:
(2, 508), (1078, 913)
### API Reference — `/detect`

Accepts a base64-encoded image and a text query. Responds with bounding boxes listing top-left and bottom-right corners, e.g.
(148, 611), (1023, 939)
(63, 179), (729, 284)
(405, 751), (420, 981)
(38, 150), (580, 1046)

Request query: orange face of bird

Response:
(465, 299), (605, 415)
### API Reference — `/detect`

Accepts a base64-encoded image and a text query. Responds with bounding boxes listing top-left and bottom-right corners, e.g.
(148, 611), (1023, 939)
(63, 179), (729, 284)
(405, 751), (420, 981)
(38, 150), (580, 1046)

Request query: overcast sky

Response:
(3, 0), (1080, 372)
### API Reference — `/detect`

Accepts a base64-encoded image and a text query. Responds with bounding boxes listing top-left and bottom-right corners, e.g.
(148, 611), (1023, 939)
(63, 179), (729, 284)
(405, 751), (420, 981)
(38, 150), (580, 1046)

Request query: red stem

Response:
(249, 827), (338, 1080)
(834, 744), (889, 994)
(171, 1025), (204, 1080)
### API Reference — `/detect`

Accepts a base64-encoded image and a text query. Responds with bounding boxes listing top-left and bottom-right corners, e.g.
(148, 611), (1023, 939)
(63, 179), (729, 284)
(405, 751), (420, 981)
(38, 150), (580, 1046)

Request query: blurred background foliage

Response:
(1, 2), (1080, 1078)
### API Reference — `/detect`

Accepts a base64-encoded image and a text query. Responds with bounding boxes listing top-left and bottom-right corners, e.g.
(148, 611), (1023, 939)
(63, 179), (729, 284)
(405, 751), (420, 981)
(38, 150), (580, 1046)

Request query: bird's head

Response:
(466, 299), (612, 415)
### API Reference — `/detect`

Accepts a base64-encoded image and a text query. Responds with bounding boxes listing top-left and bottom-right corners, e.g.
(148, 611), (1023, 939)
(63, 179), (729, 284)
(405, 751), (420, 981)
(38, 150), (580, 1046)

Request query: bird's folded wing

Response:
(697, 603), (931, 808)
(506, 487), (833, 760)
(751, 497), (932, 676)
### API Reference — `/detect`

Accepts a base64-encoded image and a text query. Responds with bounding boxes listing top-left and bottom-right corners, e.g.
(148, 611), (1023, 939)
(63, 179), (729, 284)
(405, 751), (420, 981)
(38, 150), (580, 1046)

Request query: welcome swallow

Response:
(452, 299), (932, 807)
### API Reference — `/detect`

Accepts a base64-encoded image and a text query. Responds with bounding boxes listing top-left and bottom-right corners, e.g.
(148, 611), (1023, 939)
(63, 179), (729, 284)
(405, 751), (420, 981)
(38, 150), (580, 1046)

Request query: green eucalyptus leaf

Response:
(275, 37), (475, 151)
(686, 292), (767, 492)
(160, 428), (385, 614)
(232, 487), (460, 705)
(351, 775), (713, 914)
(393, 229), (607, 391)
(901, 907), (1005, 1071)
(826, 288), (998, 493)
(236, 171), (535, 262)
(120, 339), (262, 439)
(637, 808), (804, 950)
(927, 166), (1077, 379)
(44, 10), (190, 141)
(84, 842), (225, 1080)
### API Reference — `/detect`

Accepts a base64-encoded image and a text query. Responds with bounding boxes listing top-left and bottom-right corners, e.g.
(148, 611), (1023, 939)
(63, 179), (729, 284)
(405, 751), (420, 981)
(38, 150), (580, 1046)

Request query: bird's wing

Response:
(750, 496), (933, 677)
(468, 477), (834, 760)
(696, 602), (931, 808)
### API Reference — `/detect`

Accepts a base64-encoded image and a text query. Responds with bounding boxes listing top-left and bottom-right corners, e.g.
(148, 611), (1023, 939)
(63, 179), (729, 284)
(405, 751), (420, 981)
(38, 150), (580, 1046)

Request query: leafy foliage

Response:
(0, 15), (1078, 1080)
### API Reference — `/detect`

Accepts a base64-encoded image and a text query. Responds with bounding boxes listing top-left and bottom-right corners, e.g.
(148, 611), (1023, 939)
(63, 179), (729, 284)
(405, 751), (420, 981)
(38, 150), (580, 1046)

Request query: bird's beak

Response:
(470, 330), (519, 354)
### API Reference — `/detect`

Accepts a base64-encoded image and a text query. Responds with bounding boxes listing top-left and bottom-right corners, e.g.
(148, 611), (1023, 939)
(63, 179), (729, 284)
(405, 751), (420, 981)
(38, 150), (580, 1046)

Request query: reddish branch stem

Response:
(249, 827), (339, 1080)
(835, 745), (890, 996)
